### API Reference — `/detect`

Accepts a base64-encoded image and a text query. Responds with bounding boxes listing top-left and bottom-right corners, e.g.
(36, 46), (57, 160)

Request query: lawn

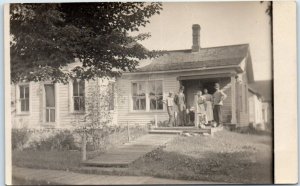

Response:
(127, 130), (273, 184)
(12, 150), (102, 171)
(12, 130), (273, 184)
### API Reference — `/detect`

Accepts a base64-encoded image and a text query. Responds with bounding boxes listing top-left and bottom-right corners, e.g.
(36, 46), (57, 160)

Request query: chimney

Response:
(192, 24), (201, 52)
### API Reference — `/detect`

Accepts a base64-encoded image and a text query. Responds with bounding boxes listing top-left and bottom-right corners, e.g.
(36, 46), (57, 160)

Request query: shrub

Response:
(12, 128), (31, 150)
(27, 130), (79, 151)
(85, 124), (148, 151)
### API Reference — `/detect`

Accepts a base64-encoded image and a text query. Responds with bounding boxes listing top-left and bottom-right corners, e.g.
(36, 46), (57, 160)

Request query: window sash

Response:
(46, 107), (55, 122)
(73, 80), (85, 111)
(149, 80), (163, 110)
(73, 96), (85, 111)
(132, 80), (163, 111)
(132, 96), (146, 110)
(19, 85), (30, 112)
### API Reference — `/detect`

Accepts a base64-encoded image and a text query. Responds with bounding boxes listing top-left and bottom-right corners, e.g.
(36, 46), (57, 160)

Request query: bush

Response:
(12, 128), (31, 150)
(86, 125), (148, 151)
(27, 130), (79, 151)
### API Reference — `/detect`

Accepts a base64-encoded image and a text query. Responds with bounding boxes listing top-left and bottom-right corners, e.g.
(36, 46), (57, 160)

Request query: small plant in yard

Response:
(12, 128), (30, 150)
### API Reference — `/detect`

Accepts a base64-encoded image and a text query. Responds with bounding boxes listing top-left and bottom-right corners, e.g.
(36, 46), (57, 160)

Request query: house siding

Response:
(11, 78), (117, 129)
(117, 72), (234, 126)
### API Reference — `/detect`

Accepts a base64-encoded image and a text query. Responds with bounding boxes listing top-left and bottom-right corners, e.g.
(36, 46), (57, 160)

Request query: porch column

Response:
(230, 75), (237, 124)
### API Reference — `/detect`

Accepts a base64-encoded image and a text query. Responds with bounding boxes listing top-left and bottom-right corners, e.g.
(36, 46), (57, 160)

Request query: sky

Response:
(135, 2), (272, 81)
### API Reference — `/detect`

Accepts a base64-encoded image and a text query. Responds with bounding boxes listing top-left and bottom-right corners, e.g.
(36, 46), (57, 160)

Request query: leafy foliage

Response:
(10, 3), (162, 83)
(12, 128), (31, 150)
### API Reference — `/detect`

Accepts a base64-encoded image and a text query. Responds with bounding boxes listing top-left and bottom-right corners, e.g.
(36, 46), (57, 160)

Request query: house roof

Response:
(137, 44), (250, 72)
(249, 80), (273, 102)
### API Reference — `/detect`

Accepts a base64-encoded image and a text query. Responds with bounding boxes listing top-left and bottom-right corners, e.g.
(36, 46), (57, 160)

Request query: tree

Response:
(10, 3), (162, 83)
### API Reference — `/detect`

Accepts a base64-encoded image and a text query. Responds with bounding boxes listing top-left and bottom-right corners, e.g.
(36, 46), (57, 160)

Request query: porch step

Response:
(152, 127), (197, 130)
(149, 130), (183, 135)
(151, 126), (224, 135)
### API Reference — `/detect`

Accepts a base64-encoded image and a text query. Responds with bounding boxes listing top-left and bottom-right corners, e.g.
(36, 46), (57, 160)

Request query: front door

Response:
(44, 84), (55, 123)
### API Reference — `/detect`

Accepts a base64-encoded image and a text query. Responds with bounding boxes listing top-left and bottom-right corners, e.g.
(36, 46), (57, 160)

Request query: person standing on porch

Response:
(175, 86), (186, 126)
(203, 88), (214, 125)
(212, 83), (227, 127)
(165, 91), (175, 127)
(197, 90), (207, 128)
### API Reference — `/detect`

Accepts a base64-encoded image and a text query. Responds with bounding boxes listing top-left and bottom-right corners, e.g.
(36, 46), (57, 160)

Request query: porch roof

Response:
(135, 44), (254, 82)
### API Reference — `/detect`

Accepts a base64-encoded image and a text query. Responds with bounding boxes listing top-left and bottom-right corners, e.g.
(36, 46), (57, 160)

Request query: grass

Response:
(12, 130), (273, 184)
(12, 150), (102, 171)
(126, 130), (273, 184)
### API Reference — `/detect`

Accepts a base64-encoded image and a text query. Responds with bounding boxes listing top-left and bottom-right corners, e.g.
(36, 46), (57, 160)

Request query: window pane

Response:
(74, 97), (80, 111)
(150, 99), (156, 110)
(157, 96), (163, 110)
(156, 81), (163, 95)
(46, 109), (50, 122)
(133, 97), (138, 110)
(25, 87), (29, 98)
(45, 85), (55, 107)
(25, 99), (29, 111)
(138, 83), (146, 96)
(132, 83), (137, 96)
(50, 109), (55, 122)
(21, 100), (26, 111)
(79, 81), (85, 96)
(140, 98), (146, 110)
(19, 86), (24, 99)
(73, 81), (79, 96)
(149, 81), (155, 96)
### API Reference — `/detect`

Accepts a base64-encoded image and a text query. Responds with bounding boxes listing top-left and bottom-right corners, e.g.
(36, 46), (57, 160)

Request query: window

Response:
(45, 84), (55, 122)
(19, 85), (29, 112)
(132, 82), (146, 110)
(149, 80), (163, 110)
(73, 80), (85, 111)
(108, 82), (115, 110)
(131, 80), (163, 111)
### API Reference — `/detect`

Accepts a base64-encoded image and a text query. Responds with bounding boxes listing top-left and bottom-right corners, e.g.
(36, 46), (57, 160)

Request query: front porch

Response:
(168, 73), (239, 127)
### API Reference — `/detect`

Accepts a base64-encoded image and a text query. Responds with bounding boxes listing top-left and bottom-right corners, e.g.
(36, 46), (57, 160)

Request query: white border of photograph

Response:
(4, 1), (298, 184)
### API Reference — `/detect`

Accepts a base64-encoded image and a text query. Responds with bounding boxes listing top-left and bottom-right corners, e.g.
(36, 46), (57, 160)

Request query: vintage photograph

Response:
(8, 2), (274, 184)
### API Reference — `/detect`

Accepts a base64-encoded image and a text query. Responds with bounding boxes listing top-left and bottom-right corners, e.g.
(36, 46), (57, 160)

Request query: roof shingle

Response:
(137, 44), (250, 72)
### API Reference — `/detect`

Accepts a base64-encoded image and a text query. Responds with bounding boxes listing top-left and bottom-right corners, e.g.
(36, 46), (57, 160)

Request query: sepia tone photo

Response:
(7, 2), (276, 184)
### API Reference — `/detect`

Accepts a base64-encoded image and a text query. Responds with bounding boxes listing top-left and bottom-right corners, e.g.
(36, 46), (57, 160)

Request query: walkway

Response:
(12, 167), (220, 185)
(83, 134), (176, 167)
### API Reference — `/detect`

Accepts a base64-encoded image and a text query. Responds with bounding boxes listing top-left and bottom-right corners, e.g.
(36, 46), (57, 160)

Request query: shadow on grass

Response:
(127, 147), (273, 184)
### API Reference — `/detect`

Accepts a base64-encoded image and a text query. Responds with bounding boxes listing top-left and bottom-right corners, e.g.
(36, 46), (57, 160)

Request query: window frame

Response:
(69, 79), (87, 114)
(130, 80), (164, 113)
(73, 80), (86, 112)
(131, 81), (147, 111)
(16, 83), (31, 115)
(148, 80), (163, 111)
(44, 83), (56, 123)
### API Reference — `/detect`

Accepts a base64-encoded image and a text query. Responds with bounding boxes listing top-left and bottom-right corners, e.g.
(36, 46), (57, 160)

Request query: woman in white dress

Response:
(197, 90), (207, 128)
(203, 88), (214, 125)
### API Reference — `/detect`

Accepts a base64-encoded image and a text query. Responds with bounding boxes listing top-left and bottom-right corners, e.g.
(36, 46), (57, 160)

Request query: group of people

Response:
(164, 83), (227, 128)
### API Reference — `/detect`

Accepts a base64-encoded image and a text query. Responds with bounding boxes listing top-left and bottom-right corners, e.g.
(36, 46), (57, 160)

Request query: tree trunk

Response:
(81, 132), (87, 161)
